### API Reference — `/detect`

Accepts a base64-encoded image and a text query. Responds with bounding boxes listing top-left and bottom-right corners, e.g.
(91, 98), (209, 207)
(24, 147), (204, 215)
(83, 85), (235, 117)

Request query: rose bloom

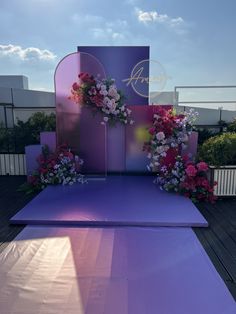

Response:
(156, 131), (165, 141)
(149, 127), (156, 135)
(185, 165), (197, 177)
(197, 161), (208, 172)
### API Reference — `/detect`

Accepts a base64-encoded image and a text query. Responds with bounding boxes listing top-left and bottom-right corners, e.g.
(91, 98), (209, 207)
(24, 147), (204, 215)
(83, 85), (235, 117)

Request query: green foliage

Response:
(0, 112), (56, 153)
(198, 133), (236, 166)
(228, 118), (236, 132)
(196, 128), (217, 145)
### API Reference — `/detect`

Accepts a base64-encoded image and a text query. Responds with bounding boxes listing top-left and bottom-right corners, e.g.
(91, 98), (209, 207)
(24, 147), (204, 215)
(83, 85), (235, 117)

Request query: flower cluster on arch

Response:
(69, 73), (134, 126)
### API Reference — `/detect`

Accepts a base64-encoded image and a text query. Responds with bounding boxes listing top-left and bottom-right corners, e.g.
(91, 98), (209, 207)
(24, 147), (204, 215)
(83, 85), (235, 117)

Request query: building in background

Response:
(0, 75), (55, 127)
(150, 91), (236, 125)
(0, 75), (235, 128)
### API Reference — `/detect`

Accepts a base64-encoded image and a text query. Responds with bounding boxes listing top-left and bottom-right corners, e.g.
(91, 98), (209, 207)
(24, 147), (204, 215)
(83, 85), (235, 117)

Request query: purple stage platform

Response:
(0, 226), (235, 314)
(11, 176), (208, 227)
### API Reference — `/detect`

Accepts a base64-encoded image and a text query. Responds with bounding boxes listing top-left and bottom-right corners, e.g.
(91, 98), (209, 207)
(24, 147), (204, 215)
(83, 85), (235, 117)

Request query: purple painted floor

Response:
(0, 226), (235, 314)
(11, 176), (208, 227)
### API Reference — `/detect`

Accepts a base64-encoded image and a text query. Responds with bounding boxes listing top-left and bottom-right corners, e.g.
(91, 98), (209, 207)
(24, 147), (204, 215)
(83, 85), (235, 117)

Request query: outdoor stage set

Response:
(0, 47), (235, 313)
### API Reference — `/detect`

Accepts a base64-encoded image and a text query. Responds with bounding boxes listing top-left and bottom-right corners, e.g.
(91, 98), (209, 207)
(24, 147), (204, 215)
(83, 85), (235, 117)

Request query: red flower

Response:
(196, 161), (208, 172)
(72, 82), (79, 91)
(90, 94), (104, 107)
(149, 127), (156, 135)
(39, 167), (48, 174)
(78, 72), (95, 84)
(185, 165), (197, 177)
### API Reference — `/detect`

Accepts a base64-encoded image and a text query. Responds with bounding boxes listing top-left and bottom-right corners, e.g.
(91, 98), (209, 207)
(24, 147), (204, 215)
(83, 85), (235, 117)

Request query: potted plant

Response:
(198, 133), (236, 196)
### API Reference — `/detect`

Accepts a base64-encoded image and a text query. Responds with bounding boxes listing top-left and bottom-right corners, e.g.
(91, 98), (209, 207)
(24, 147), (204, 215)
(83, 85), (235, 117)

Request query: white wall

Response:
(0, 75), (28, 89)
(149, 91), (236, 125)
(0, 86), (55, 126)
(12, 89), (54, 108)
(150, 91), (178, 105)
(0, 87), (12, 104)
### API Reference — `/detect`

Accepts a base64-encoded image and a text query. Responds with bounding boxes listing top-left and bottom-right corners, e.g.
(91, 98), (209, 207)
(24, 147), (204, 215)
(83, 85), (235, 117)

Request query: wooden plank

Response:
(193, 228), (233, 282)
(206, 203), (236, 243)
(198, 208), (236, 257)
(199, 226), (236, 282)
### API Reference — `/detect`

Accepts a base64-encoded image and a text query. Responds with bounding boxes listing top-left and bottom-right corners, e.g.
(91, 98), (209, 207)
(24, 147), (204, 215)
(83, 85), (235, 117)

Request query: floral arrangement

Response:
(155, 156), (217, 203)
(144, 106), (198, 171)
(69, 73), (134, 126)
(144, 106), (216, 202)
(20, 145), (86, 194)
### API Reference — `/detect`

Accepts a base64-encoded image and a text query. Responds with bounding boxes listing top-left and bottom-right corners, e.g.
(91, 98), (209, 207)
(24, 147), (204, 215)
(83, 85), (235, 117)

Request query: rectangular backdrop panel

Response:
(77, 46), (150, 105)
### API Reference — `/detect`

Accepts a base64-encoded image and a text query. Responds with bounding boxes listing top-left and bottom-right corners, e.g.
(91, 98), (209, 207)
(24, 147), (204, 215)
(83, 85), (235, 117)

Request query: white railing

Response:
(210, 166), (236, 196)
(0, 153), (26, 175)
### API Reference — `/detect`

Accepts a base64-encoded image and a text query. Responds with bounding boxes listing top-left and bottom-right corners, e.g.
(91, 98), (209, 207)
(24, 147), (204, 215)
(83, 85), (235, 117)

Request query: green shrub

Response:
(195, 128), (217, 145)
(228, 118), (236, 132)
(0, 112), (56, 153)
(198, 133), (236, 166)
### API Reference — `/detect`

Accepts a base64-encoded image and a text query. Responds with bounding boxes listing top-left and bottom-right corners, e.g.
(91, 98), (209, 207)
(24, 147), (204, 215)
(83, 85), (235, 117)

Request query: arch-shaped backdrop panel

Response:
(55, 52), (107, 175)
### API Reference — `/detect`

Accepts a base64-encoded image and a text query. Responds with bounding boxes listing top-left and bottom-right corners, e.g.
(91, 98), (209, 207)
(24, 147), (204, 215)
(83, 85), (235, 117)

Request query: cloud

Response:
(92, 27), (125, 41)
(0, 44), (57, 61)
(135, 8), (185, 28)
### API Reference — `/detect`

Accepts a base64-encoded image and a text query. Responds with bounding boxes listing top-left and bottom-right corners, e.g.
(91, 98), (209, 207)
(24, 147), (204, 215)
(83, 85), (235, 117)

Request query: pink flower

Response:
(72, 82), (79, 91)
(149, 127), (156, 135)
(185, 165), (197, 177)
(196, 161), (208, 172)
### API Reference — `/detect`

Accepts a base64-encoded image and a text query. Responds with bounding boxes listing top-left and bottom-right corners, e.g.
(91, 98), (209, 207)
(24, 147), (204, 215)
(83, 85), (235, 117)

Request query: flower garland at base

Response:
(155, 156), (217, 203)
(20, 145), (87, 194)
(69, 73), (134, 126)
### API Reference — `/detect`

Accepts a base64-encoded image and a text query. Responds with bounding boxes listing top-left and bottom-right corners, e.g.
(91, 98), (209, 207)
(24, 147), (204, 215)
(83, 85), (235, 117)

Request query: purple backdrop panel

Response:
(40, 132), (56, 152)
(77, 46), (150, 105)
(0, 226), (235, 314)
(126, 105), (154, 172)
(79, 107), (106, 174)
(11, 176), (208, 227)
(25, 144), (42, 175)
(55, 52), (107, 175)
(55, 52), (81, 152)
(182, 131), (199, 160)
(107, 124), (125, 172)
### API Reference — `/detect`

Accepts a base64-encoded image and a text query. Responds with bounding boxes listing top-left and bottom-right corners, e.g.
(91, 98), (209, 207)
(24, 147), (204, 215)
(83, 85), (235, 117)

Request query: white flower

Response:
(103, 116), (109, 122)
(127, 108), (132, 115)
(114, 93), (120, 101)
(100, 89), (108, 96)
(108, 87), (118, 98)
(156, 132), (165, 141)
(130, 120), (134, 125)
(147, 153), (152, 159)
(156, 146), (164, 154)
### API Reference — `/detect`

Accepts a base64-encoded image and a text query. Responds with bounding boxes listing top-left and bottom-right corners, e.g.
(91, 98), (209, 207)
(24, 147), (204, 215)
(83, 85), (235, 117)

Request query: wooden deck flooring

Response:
(0, 176), (236, 301)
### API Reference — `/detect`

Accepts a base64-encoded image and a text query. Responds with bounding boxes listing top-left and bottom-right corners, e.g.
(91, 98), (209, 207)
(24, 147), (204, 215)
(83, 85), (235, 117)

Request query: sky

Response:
(0, 0), (236, 107)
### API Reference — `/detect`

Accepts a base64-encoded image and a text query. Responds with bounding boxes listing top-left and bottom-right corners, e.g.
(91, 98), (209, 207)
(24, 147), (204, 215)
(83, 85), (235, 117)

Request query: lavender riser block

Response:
(11, 176), (208, 227)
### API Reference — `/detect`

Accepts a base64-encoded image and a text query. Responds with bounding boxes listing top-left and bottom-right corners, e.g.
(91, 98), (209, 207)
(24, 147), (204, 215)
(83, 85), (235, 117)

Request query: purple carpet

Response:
(0, 226), (234, 314)
(11, 176), (207, 227)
